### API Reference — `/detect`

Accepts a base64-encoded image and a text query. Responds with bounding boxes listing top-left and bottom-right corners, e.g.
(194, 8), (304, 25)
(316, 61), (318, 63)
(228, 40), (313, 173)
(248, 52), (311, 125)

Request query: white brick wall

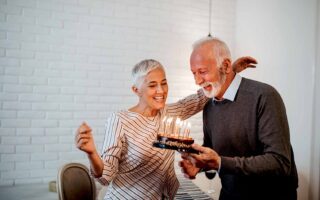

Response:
(0, 0), (236, 186)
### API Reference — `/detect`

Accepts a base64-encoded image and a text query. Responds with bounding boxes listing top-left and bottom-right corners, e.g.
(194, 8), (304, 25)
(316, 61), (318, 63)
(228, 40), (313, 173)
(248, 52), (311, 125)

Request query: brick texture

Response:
(0, 0), (236, 186)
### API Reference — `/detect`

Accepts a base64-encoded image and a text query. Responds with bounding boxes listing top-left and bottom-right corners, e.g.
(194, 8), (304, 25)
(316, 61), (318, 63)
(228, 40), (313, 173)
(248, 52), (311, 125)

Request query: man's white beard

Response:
(201, 82), (221, 98)
(200, 74), (226, 98)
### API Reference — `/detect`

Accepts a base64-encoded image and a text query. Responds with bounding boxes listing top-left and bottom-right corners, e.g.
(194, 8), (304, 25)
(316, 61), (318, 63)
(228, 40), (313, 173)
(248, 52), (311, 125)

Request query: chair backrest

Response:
(57, 162), (96, 200)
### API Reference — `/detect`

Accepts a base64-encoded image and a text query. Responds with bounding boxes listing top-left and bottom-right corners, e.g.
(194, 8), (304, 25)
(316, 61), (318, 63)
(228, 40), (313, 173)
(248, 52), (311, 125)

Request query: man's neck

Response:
(215, 72), (236, 100)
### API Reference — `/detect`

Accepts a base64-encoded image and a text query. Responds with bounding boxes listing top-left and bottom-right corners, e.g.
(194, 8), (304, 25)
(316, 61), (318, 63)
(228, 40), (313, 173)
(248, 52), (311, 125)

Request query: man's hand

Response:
(179, 144), (221, 179)
(233, 56), (258, 73)
(189, 144), (221, 171)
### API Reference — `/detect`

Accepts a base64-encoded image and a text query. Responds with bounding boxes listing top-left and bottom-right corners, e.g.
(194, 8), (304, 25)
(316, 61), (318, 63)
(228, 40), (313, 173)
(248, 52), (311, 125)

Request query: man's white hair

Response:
(131, 59), (165, 88)
(192, 36), (231, 67)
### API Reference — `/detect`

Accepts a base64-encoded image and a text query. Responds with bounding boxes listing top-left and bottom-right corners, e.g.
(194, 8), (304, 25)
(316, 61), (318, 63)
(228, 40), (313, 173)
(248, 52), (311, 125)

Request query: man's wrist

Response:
(199, 156), (221, 173)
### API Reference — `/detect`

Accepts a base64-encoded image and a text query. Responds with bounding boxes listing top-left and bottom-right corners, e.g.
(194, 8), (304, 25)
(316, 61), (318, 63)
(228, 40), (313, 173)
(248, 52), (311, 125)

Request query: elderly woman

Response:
(75, 58), (256, 199)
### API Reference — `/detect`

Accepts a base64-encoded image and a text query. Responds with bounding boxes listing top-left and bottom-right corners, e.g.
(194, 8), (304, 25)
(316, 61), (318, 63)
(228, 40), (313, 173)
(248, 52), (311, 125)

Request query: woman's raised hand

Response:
(75, 122), (96, 155)
(232, 56), (258, 73)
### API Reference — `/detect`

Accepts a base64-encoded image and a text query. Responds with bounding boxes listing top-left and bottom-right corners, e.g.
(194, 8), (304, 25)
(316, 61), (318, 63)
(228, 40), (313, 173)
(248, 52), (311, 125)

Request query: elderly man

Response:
(179, 37), (298, 200)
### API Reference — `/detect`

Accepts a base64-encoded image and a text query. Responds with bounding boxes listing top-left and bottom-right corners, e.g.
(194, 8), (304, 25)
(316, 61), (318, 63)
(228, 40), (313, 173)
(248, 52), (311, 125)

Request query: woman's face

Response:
(138, 67), (168, 111)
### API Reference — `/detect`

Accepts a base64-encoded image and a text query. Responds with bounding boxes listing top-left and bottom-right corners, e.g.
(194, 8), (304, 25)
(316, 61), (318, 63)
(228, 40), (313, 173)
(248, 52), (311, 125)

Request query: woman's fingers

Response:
(78, 126), (92, 134)
(242, 56), (258, 64)
(77, 132), (91, 143)
(247, 64), (256, 68)
(247, 56), (258, 64)
(76, 138), (87, 146)
(76, 137), (91, 149)
(77, 121), (92, 134)
(179, 159), (199, 179)
(77, 135), (90, 143)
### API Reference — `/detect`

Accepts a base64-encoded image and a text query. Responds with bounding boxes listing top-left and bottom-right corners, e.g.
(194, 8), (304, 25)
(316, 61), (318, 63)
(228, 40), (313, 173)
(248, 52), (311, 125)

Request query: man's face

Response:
(190, 46), (226, 98)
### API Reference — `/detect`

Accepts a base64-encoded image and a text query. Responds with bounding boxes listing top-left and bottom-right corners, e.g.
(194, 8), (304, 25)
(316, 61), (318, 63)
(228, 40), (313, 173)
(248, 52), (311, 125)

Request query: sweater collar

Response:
(213, 74), (242, 102)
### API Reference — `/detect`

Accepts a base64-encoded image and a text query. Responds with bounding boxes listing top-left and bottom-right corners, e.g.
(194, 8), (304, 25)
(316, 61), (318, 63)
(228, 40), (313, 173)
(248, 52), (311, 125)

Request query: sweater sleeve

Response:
(220, 88), (293, 176)
(165, 89), (209, 120)
(95, 112), (124, 185)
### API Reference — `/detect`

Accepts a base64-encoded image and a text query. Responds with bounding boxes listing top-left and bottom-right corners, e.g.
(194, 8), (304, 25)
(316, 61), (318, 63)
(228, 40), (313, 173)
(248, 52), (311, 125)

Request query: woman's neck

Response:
(129, 104), (158, 117)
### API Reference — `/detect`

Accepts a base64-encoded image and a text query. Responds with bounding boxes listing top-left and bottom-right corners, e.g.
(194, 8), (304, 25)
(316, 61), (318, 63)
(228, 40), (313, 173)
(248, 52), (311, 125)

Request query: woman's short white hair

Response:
(192, 36), (231, 67)
(131, 59), (165, 88)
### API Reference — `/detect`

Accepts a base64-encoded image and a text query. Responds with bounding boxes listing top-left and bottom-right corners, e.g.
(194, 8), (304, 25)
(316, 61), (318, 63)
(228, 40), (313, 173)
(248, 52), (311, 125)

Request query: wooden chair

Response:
(56, 162), (96, 200)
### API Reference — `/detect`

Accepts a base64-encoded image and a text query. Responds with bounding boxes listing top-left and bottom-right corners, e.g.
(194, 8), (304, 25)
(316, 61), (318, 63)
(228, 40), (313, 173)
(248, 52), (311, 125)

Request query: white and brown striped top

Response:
(95, 90), (208, 200)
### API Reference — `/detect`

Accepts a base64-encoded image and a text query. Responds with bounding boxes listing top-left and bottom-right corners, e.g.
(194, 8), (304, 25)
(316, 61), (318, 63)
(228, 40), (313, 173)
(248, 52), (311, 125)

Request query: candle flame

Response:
(159, 116), (192, 139)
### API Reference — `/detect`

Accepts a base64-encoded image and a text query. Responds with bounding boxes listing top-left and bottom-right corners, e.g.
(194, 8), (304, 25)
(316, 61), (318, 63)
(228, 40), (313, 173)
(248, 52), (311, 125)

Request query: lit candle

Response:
(180, 120), (186, 138)
(175, 118), (181, 138)
(161, 116), (167, 136)
(166, 117), (173, 136)
(186, 122), (191, 138)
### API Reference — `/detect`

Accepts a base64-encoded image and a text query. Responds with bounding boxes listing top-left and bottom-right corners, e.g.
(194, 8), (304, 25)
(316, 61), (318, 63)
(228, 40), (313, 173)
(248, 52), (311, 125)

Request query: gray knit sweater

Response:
(203, 78), (298, 200)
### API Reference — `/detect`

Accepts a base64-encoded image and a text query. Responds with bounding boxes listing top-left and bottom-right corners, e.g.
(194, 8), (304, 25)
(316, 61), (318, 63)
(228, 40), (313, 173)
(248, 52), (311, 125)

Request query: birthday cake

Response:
(152, 117), (198, 153)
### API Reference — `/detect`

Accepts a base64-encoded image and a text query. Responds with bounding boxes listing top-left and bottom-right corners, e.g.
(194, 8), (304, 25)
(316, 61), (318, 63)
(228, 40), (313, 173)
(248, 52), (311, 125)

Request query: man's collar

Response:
(213, 74), (242, 102)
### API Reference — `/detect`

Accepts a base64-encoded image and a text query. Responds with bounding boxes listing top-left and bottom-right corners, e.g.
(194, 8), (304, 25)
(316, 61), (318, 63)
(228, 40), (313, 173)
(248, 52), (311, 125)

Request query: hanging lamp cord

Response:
(208, 0), (212, 37)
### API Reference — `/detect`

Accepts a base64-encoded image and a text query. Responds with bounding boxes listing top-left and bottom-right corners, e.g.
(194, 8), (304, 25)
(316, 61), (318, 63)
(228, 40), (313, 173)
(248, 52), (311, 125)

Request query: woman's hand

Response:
(233, 56), (258, 73)
(75, 122), (104, 178)
(179, 156), (200, 179)
(75, 122), (97, 155)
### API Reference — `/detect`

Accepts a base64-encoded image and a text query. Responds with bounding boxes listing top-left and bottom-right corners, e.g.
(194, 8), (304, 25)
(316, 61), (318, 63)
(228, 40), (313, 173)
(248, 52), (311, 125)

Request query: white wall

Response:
(310, 0), (320, 199)
(234, 0), (319, 199)
(0, 0), (236, 191)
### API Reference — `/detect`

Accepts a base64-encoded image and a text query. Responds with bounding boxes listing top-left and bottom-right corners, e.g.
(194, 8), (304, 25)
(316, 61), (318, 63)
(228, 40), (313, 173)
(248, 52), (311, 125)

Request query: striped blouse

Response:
(95, 90), (208, 200)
